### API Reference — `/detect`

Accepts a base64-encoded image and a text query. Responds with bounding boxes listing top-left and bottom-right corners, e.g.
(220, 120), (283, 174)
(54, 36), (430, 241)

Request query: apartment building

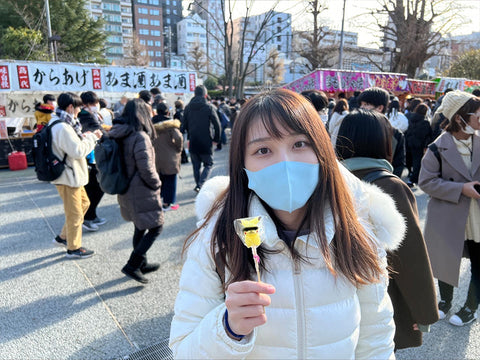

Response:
(131, 0), (164, 67)
(189, 0), (224, 76)
(87, 0), (134, 63)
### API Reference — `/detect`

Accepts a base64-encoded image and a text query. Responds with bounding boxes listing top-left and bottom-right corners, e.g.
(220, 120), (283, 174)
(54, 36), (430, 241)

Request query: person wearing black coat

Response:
(78, 91), (107, 231)
(183, 85), (221, 192)
(405, 104), (433, 186)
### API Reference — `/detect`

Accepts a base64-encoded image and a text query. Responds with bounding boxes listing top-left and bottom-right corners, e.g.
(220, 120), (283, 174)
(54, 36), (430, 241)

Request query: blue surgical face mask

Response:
(245, 161), (320, 213)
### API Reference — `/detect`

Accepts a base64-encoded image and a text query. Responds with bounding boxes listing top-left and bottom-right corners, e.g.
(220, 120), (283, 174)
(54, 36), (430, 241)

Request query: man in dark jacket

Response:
(359, 87), (406, 178)
(78, 91), (107, 231)
(183, 85), (221, 192)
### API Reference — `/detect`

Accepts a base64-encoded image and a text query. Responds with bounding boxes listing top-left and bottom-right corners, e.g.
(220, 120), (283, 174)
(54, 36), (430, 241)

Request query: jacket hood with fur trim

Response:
(195, 164), (405, 251)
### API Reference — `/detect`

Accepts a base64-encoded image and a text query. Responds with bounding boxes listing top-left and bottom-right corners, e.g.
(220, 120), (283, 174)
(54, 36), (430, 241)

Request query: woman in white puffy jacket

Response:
(169, 89), (405, 359)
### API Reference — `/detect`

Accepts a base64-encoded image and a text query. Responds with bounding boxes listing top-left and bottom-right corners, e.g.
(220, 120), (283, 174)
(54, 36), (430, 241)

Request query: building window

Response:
(173, 9), (177, 15)
(151, 19), (160, 26)
(139, 18), (149, 25)
(166, 0), (170, 4)
(149, 0), (159, 5)
(155, 41), (161, 46)
(277, 26), (281, 33)
(277, 35), (281, 42)
(147, 40), (153, 46)
(151, 30), (161, 36)
(150, 9), (159, 15)
(148, 51), (154, 56)
(277, 45), (281, 51)
(173, 0), (177, 5)
(156, 61), (162, 67)
(139, 29), (149, 35)
(277, 17), (282, 23)
(138, 0), (147, 3)
(166, 8), (170, 15)
(155, 51), (162, 56)
(140, 39), (146, 45)
(150, 61), (155, 66)
(138, 7), (148, 14)
(166, 18), (171, 24)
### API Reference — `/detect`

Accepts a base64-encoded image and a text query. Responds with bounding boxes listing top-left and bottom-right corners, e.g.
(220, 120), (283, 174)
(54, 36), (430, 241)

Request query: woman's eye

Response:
(255, 147), (270, 155)
(294, 141), (308, 148)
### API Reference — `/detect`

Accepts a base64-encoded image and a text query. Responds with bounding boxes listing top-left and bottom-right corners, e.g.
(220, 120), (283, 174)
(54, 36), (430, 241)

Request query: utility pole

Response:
(164, 25), (172, 68)
(338, 0), (346, 69)
(45, 0), (54, 61)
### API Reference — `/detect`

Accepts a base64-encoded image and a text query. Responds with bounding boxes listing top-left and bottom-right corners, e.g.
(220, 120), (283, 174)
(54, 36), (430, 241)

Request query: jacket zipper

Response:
(293, 260), (306, 360)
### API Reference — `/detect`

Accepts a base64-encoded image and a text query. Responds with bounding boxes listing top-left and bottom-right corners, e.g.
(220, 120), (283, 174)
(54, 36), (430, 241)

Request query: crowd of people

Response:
(33, 83), (480, 358)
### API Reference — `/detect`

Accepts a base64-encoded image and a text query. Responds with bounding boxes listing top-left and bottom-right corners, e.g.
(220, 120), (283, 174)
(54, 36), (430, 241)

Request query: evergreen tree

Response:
(0, 0), (107, 63)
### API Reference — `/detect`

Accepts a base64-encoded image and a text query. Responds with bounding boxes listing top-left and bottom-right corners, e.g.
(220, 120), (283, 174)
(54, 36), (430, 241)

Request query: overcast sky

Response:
(183, 0), (480, 48)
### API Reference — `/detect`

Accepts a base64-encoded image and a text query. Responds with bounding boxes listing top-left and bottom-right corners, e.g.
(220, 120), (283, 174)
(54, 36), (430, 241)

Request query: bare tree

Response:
(293, 0), (334, 72)
(186, 42), (207, 75)
(372, 0), (462, 77)
(188, 0), (291, 98)
(123, 35), (149, 66)
(265, 48), (284, 84)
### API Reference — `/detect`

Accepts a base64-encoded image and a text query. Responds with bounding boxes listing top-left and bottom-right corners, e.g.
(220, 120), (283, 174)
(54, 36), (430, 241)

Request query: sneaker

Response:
(449, 306), (477, 326)
(91, 217), (107, 226)
(66, 247), (94, 259)
(52, 235), (67, 247)
(438, 300), (452, 320)
(82, 220), (99, 232)
(163, 204), (179, 211)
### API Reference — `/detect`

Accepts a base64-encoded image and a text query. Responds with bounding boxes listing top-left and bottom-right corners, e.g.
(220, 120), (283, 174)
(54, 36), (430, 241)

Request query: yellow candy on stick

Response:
(234, 216), (264, 282)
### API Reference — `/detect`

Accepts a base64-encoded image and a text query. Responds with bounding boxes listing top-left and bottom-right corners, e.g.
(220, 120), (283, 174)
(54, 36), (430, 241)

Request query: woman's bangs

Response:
(254, 95), (309, 139)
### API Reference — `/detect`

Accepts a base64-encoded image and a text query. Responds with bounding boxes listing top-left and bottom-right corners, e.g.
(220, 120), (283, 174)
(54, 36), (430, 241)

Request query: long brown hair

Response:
(183, 89), (382, 288)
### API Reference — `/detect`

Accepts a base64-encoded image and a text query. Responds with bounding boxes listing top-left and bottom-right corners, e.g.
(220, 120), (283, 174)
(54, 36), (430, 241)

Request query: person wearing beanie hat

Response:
(419, 91), (480, 326)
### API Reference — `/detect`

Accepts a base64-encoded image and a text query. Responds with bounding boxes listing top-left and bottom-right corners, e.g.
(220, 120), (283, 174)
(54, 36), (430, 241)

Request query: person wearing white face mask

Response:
(78, 91), (108, 232)
(49, 92), (102, 258)
(419, 90), (480, 327)
(170, 89), (406, 359)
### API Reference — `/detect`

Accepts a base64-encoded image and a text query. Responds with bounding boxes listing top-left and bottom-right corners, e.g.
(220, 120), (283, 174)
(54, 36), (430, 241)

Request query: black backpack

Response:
(94, 136), (131, 195)
(32, 120), (67, 181)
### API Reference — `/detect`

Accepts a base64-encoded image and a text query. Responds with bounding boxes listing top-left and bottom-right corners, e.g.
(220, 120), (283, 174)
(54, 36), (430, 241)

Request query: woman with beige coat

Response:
(152, 102), (183, 211)
(419, 90), (480, 326)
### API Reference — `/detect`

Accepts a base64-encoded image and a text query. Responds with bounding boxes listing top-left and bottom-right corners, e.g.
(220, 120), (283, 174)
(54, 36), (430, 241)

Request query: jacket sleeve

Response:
(169, 228), (256, 359)
(133, 134), (161, 190)
(171, 128), (184, 153)
(418, 146), (463, 203)
(210, 106), (221, 143)
(56, 124), (97, 160)
(355, 247), (395, 360)
(381, 179), (438, 326)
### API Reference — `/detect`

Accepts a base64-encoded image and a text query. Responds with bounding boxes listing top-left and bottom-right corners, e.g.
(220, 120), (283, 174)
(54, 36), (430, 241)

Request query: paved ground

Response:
(0, 146), (479, 360)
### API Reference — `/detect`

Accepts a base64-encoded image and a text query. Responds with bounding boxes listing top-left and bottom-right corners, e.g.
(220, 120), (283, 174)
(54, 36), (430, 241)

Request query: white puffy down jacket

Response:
(170, 165), (405, 359)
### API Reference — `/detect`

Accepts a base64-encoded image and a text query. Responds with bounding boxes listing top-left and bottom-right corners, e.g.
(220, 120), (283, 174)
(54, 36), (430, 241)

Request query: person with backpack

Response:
(50, 92), (102, 259)
(419, 91), (480, 327)
(170, 89), (404, 358)
(336, 109), (438, 350)
(108, 99), (164, 284)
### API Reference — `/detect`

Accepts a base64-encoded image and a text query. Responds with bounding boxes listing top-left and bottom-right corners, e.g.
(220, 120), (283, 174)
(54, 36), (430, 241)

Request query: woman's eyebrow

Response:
(247, 136), (271, 146)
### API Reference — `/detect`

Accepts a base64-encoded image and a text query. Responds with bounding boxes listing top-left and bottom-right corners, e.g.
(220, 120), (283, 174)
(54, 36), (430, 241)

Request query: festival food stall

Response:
(0, 60), (198, 168)
(283, 69), (480, 99)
